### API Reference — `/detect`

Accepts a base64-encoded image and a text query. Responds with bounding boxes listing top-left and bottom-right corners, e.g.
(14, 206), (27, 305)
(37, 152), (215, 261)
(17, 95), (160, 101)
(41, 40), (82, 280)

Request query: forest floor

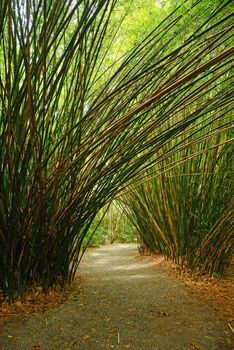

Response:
(0, 244), (233, 350)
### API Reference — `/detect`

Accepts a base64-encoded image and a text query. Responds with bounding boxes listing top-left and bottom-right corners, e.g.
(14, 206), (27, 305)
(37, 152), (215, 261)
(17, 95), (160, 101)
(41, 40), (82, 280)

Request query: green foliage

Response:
(83, 203), (136, 247)
(121, 129), (234, 274)
(108, 0), (172, 57)
(0, 0), (233, 300)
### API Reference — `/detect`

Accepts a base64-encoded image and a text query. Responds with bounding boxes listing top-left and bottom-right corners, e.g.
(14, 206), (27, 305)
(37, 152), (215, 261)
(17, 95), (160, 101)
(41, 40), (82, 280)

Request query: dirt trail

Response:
(0, 244), (233, 350)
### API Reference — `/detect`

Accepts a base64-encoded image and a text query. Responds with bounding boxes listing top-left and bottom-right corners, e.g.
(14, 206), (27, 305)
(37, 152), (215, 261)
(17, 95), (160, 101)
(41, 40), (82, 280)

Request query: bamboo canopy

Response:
(0, 0), (233, 299)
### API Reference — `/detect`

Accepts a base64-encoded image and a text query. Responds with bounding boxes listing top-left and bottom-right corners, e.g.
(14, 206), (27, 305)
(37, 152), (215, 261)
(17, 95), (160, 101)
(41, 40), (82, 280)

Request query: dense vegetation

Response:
(120, 132), (233, 274)
(0, 0), (233, 301)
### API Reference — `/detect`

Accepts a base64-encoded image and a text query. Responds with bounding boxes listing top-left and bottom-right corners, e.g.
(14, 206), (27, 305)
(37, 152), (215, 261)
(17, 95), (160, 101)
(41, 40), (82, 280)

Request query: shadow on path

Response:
(0, 244), (233, 350)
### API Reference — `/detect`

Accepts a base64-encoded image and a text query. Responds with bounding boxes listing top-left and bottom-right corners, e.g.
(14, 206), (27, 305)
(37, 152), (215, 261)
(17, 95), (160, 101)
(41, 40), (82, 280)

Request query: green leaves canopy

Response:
(0, 0), (233, 299)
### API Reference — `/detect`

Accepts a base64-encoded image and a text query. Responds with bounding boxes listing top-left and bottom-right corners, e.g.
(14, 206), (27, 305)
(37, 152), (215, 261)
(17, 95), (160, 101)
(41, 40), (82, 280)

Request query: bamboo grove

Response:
(120, 132), (234, 274)
(0, 0), (233, 300)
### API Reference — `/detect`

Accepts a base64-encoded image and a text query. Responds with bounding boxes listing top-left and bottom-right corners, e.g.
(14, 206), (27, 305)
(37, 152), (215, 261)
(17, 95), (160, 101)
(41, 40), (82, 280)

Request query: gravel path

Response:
(0, 243), (233, 350)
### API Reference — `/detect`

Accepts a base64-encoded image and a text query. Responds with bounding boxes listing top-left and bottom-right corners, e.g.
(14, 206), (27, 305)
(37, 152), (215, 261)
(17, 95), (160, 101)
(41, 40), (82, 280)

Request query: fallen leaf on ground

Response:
(0, 277), (81, 323)
(15, 300), (22, 307)
(191, 340), (200, 349)
(26, 296), (34, 302)
(204, 335), (213, 340)
(165, 331), (171, 336)
(228, 322), (234, 333)
(127, 308), (136, 312)
(158, 311), (169, 317)
(64, 339), (78, 346)
(83, 334), (91, 341)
